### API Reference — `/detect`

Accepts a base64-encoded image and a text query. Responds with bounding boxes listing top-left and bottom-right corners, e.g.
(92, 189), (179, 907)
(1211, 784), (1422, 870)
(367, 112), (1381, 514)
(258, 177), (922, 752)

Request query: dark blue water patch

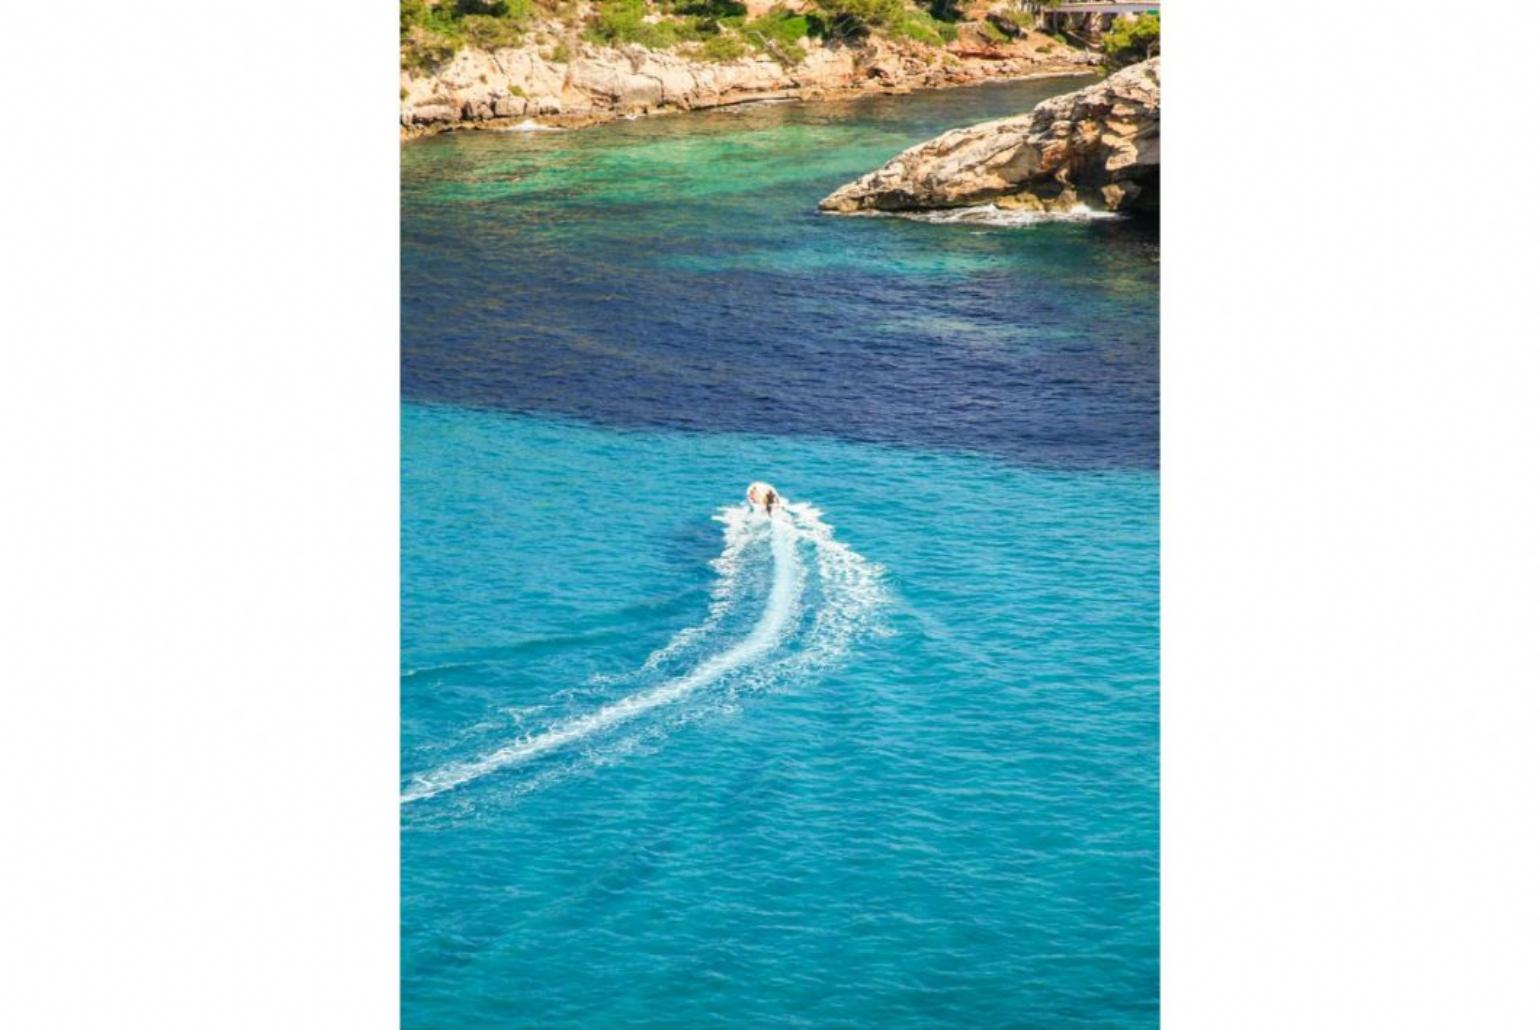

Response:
(402, 79), (1158, 471)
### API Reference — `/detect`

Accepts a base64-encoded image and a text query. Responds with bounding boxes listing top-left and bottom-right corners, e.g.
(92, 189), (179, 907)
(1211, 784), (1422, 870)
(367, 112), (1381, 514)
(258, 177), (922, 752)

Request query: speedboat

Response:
(745, 481), (780, 514)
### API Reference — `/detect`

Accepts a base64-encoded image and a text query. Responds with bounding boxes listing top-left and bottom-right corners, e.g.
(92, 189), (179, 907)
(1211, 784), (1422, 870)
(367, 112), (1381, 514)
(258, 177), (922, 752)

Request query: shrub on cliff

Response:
(925, 0), (962, 23)
(461, 13), (525, 46)
(585, 0), (680, 47)
(400, 0), (534, 69)
(977, 19), (1009, 44)
(403, 28), (457, 71)
(1102, 12), (1158, 68)
(585, 0), (736, 47)
(401, 0), (460, 69)
(742, 7), (811, 64)
(744, 7), (811, 47)
(669, 0), (747, 20)
(891, 8), (956, 45)
(813, 0), (905, 39)
(696, 32), (748, 60)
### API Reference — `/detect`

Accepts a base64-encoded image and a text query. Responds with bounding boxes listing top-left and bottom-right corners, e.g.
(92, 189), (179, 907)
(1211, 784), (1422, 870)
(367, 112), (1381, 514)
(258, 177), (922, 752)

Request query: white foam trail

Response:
(633, 505), (759, 675)
(402, 513), (802, 803)
(583, 505), (760, 690)
(848, 203), (1123, 228)
(745, 500), (889, 691)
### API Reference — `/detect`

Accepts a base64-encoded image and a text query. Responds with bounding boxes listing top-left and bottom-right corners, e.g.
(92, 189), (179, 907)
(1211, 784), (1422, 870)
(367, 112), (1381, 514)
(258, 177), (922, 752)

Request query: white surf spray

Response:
(401, 503), (855, 804)
(845, 203), (1122, 228)
(495, 118), (560, 133)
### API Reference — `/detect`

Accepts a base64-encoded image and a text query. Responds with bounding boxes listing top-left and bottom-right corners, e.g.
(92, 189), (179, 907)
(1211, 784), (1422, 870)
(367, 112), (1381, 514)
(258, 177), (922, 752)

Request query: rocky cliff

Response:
(819, 57), (1158, 214)
(401, 31), (1098, 138)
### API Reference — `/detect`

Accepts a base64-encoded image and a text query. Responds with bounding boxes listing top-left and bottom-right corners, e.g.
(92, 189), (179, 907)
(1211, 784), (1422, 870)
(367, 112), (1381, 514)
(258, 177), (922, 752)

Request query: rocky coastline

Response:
(820, 57), (1158, 215)
(401, 31), (1098, 140)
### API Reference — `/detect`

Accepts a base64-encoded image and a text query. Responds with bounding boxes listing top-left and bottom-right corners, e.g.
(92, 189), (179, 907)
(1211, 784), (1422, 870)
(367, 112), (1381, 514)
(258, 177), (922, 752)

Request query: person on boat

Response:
(746, 482), (780, 515)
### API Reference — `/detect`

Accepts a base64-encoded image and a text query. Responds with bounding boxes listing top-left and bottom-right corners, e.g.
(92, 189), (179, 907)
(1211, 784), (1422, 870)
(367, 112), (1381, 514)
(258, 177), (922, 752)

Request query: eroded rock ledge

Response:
(819, 57), (1158, 215)
(401, 35), (1099, 139)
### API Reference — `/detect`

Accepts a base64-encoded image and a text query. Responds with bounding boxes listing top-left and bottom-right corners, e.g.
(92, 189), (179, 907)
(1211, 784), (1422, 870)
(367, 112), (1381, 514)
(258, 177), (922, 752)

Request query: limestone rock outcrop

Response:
(819, 58), (1158, 214)
(401, 31), (1096, 138)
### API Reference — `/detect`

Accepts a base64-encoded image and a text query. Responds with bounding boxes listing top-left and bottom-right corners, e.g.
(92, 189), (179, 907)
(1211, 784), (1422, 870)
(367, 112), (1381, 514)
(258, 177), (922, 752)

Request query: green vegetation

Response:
(925, 0), (962, 23)
(977, 20), (1009, 45)
(1101, 12), (1158, 68)
(812, 0), (904, 39)
(999, 9), (1035, 32)
(400, 0), (535, 69)
(669, 0), (746, 20)
(402, 31), (457, 71)
(584, 0), (685, 47)
(583, 0), (754, 48)
(696, 32), (748, 60)
(583, 0), (817, 65)
(399, 0), (1008, 76)
(744, 7), (810, 48)
(742, 7), (813, 64)
(462, 13), (525, 46)
(890, 8), (956, 46)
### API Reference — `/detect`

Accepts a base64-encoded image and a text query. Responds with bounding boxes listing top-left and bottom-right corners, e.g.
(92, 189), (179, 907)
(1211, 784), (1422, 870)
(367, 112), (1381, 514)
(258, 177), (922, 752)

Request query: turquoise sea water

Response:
(403, 78), (1158, 1026)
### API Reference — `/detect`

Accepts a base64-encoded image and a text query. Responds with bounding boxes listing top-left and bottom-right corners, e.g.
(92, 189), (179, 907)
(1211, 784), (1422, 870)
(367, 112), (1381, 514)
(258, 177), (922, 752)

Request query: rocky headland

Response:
(401, 7), (1100, 139)
(819, 56), (1158, 215)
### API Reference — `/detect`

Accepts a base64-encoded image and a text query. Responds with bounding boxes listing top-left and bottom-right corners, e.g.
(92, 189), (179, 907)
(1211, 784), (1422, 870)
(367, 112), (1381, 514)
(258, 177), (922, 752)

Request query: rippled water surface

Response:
(403, 76), (1158, 470)
(403, 78), (1158, 1027)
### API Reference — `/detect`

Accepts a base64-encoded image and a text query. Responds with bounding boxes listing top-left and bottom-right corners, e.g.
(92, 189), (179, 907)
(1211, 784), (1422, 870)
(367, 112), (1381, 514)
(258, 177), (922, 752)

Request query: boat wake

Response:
(401, 499), (886, 804)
